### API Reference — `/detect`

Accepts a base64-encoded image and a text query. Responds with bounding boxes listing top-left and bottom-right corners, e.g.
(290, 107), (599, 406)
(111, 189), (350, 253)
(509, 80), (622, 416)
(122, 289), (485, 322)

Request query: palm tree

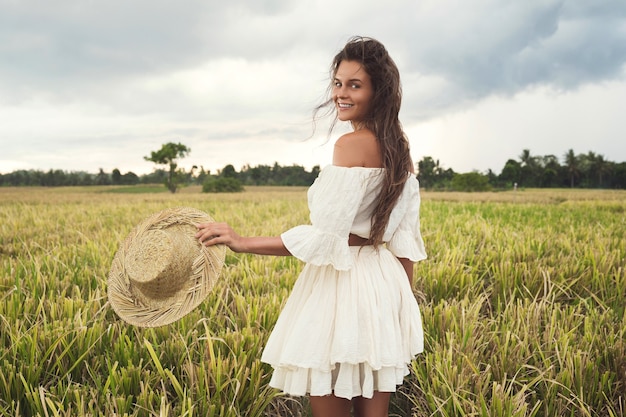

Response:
(519, 149), (539, 187)
(582, 151), (610, 188)
(595, 154), (610, 187)
(519, 149), (534, 167)
(540, 154), (560, 187)
(563, 149), (580, 188)
(417, 156), (438, 189)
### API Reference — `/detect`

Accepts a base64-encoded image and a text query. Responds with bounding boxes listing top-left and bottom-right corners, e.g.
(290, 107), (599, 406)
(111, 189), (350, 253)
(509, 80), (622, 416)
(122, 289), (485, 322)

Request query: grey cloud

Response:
(512, 18), (626, 88)
(0, 0), (326, 109)
(397, 0), (626, 117)
(1, 0), (626, 124)
(0, 2), (233, 98)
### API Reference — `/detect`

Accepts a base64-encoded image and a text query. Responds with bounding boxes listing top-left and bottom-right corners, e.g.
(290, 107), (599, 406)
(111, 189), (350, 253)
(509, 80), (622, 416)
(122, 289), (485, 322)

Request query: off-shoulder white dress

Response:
(260, 165), (427, 400)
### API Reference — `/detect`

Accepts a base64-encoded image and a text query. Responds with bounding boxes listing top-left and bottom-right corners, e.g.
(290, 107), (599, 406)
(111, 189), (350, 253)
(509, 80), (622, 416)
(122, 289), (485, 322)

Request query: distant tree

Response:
(486, 169), (498, 186)
(564, 149), (580, 188)
(277, 164), (313, 185)
(519, 149), (535, 167)
(579, 151), (610, 188)
(450, 172), (491, 192)
(95, 168), (111, 186)
(42, 169), (66, 186)
(245, 164), (272, 185)
(611, 162), (626, 189)
(141, 169), (168, 184)
(519, 149), (540, 187)
(121, 171), (140, 185)
(499, 159), (521, 187)
(538, 154), (560, 187)
(144, 142), (190, 193)
(595, 154), (611, 188)
(220, 164), (238, 179)
(202, 176), (244, 193)
(416, 156), (455, 189)
(112, 168), (122, 185)
(417, 156), (439, 189)
(66, 171), (82, 186)
(189, 165), (198, 184)
(237, 163), (318, 186)
(196, 166), (209, 184)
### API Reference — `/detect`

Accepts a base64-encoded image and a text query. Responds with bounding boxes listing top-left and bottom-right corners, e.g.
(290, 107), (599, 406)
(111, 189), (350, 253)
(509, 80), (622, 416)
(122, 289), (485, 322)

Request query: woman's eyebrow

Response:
(334, 77), (362, 83)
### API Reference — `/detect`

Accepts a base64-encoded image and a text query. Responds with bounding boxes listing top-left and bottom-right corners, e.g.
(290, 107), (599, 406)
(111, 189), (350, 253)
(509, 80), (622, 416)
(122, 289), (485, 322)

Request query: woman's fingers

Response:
(195, 222), (218, 243)
(195, 222), (238, 248)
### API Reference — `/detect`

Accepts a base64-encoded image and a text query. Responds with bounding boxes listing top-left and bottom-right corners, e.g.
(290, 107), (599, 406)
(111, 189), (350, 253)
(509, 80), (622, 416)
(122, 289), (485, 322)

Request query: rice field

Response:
(0, 185), (624, 416)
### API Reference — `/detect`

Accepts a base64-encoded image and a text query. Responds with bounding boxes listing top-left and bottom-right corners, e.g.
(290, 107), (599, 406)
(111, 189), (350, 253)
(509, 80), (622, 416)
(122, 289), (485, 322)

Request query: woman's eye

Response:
(351, 83), (360, 89)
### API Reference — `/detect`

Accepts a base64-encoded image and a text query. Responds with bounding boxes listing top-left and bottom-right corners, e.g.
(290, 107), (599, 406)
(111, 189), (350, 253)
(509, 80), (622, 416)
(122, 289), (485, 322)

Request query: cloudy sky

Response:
(1, 0), (625, 176)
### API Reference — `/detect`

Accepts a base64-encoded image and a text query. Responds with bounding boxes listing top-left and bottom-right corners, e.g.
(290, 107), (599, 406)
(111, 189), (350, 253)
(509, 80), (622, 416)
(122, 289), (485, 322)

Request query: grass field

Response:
(0, 186), (624, 416)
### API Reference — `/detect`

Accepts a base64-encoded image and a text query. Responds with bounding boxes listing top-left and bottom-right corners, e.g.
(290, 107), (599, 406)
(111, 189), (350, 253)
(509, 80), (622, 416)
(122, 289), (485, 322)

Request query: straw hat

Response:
(108, 207), (226, 327)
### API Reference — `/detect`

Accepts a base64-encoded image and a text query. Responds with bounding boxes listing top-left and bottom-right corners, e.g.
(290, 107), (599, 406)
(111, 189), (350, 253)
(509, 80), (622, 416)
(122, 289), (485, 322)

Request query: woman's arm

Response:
(196, 222), (292, 256)
(398, 257), (414, 286)
(232, 236), (292, 256)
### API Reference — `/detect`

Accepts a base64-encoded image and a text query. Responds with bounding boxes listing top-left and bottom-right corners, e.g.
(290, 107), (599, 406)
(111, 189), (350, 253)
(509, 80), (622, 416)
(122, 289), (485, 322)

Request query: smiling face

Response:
(332, 60), (374, 129)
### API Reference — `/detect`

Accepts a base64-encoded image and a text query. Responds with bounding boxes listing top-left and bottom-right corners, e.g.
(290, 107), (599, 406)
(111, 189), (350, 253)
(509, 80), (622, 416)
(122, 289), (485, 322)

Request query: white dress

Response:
(260, 165), (427, 400)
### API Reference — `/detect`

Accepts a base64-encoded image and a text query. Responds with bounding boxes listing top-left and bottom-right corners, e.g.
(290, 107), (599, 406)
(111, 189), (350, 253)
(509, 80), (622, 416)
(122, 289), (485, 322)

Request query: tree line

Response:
(0, 164), (321, 188)
(418, 149), (625, 190)
(1, 148), (624, 190)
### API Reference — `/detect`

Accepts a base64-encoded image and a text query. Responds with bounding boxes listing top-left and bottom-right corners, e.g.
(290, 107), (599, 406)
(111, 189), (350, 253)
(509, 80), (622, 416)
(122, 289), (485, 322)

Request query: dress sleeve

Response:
(386, 177), (427, 262)
(280, 166), (369, 270)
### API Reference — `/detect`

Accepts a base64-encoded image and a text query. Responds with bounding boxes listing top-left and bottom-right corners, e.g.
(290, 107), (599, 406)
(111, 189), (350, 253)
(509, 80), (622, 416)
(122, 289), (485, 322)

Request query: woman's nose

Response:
(336, 85), (348, 98)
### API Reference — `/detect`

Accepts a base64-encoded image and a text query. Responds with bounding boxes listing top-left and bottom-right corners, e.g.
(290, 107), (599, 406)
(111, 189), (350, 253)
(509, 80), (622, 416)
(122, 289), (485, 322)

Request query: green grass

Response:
(0, 187), (624, 416)
(101, 185), (169, 194)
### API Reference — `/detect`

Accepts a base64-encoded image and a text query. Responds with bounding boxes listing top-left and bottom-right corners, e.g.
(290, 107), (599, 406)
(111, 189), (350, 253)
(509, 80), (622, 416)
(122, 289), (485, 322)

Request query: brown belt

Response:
(348, 233), (373, 246)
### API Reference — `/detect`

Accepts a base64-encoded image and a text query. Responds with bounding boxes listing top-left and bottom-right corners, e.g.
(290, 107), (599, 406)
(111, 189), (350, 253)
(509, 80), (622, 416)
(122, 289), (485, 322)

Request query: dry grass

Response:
(1, 186), (624, 416)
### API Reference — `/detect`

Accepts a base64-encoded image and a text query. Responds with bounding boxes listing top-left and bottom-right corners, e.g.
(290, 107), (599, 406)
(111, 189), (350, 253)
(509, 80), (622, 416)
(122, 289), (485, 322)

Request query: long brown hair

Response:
(316, 36), (413, 246)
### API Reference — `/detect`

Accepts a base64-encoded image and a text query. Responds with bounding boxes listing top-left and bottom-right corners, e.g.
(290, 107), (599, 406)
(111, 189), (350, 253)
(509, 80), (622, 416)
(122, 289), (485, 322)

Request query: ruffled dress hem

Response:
(268, 362), (414, 400)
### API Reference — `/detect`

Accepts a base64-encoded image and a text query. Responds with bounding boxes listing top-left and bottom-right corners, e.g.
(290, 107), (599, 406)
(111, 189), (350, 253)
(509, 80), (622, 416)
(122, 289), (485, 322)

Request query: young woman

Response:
(196, 36), (427, 417)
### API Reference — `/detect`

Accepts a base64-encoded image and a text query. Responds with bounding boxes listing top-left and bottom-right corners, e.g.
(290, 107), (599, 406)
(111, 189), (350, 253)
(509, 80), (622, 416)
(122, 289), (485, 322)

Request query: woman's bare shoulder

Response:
(333, 130), (382, 168)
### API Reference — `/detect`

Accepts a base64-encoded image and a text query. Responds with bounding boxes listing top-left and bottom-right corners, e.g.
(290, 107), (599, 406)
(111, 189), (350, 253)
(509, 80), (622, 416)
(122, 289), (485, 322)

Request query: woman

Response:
(196, 36), (427, 417)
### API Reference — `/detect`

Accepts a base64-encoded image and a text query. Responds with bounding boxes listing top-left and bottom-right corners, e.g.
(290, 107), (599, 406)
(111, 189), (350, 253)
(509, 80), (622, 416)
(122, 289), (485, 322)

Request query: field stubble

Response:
(0, 186), (624, 416)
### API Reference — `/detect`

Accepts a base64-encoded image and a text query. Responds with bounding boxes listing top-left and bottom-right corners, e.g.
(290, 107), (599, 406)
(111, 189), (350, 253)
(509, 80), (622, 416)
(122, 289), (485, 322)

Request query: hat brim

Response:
(108, 207), (226, 327)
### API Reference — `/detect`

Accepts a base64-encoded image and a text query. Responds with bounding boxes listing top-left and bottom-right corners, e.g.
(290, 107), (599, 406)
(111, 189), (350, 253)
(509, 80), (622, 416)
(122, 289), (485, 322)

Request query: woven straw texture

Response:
(108, 207), (226, 327)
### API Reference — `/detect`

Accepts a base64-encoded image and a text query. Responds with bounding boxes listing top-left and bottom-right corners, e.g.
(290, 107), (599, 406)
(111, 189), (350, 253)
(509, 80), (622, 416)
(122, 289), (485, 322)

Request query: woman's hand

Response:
(195, 222), (246, 253)
(196, 222), (291, 256)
